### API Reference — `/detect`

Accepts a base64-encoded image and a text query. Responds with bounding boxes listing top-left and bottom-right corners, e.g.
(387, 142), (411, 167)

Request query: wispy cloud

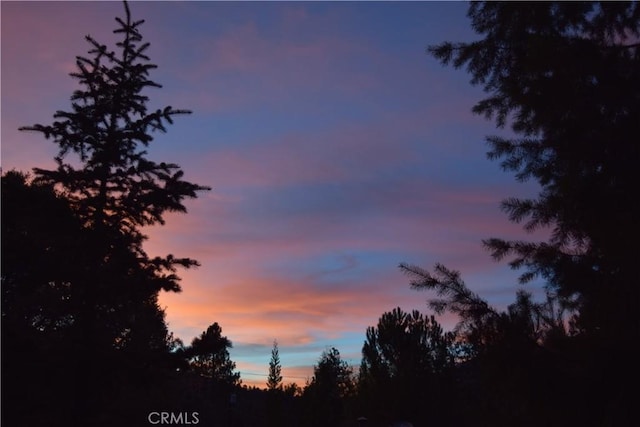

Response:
(3, 1), (541, 387)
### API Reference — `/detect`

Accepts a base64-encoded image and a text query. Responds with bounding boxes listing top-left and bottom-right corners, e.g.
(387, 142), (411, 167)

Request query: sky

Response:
(1, 1), (546, 388)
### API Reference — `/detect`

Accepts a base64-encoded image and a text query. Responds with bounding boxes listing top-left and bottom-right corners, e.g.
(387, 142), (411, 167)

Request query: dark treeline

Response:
(2, 1), (638, 426)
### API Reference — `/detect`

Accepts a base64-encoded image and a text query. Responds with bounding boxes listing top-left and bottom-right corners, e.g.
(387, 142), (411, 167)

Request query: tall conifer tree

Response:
(428, 1), (639, 344)
(13, 2), (209, 424)
(426, 2), (640, 424)
(21, 1), (209, 242)
(18, 0), (208, 339)
(267, 340), (283, 391)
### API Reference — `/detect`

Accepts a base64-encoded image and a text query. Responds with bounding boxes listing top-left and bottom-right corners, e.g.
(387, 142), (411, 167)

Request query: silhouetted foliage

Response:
(427, 2), (639, 424)
(400, 263), (570, 351)
(2, 2), (208, 426)
(358, 307), (455, 426)
(20, 1), (209, 239)
(283, 382), (303, 397)
(184, 322), (241, 386)
(1, 170), (182, 426)
(401, 263), (585, 425)
(303, 347), (355, 427)
(266, 340), (284, 427)
(267, 340), (283, 391)
(429, 0), (640, 347)
(400, 263), (498, 354)
(19, 0), (209, 295)
(2, 171), (82, 336)
(2, 171), (83, 426)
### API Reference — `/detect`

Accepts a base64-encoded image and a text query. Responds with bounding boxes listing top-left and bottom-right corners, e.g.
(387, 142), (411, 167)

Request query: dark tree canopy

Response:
(424, 2), (640, 424)
(429, 0), (640, 344)
(303, 347), (355, 427)
(1, 170), (179, 427)
(400, 262), (590, 426)
(360, 307), (454, 381)
(19, 1), (210, 300)
(2, 3), (209, 426)
(185, 323), (241, 386)
(358, 307), (455, 425)
(308, 347), (355, 399)
(11, 0), (210, 349)
(400, 263), (570, 354)
(2, 171), (82, 337)
(10, 0), (209, 351)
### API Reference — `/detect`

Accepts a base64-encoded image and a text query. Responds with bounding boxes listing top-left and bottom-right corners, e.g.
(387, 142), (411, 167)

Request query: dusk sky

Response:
(1, 1), (546, 388)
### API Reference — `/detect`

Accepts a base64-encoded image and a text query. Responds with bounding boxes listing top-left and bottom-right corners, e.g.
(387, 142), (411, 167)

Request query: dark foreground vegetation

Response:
(2, 2), (638, 426)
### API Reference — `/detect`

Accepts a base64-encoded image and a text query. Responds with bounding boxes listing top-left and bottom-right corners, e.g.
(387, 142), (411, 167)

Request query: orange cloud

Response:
(3, 1), (545, 389)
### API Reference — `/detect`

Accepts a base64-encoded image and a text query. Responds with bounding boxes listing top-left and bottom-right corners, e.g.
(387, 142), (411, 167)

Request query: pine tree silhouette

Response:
(267, 340), (283, 391)
(14, 2), (210, 425)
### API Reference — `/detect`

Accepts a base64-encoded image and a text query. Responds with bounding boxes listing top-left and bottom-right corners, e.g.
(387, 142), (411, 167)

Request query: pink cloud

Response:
(193, 16), (361, 77)
(188, 119), (428, 191)
(1, 2), (119, 102)
(145, 171), (541, 358)
(3, 2), (547, 387)
(171, 14), (382, 113)
(280, 5), (311, 29)
(143, 167), (540, 265)
(153, 223), (481, 341)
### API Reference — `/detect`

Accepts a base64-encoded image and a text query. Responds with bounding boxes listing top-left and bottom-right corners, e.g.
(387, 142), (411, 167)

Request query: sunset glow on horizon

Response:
(1, 1), (545, 388)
